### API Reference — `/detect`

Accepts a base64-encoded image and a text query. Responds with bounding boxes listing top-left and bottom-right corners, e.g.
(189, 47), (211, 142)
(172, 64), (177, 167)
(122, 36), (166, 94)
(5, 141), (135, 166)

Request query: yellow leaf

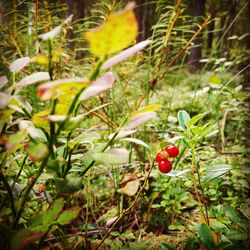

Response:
(32, 110), (50, 129)
(38, 78), (89, 101)
(130, 104), (162, 118)
(84, 2), (138, 57)
(30, 55), (49, 65)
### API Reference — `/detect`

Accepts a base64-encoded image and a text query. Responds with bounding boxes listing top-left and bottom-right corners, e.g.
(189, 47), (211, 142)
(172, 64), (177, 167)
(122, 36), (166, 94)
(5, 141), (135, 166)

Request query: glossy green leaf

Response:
(177, 110), (190, 131)
(57, 206), (81, 225)
(198, 223), (214, 249)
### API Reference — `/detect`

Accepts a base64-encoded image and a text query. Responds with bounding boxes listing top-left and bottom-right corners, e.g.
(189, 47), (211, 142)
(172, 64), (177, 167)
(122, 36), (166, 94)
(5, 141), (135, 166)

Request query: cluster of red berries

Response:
(155, 145), (179, 173)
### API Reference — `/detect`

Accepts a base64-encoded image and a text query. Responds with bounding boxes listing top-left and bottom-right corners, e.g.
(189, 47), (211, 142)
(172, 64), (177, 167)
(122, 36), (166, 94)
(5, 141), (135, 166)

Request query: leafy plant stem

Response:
(191, 148), (209, 226)
(12, 156), (49, 228)
(0, 171), (16, 218)
(36, 225), (53, 250)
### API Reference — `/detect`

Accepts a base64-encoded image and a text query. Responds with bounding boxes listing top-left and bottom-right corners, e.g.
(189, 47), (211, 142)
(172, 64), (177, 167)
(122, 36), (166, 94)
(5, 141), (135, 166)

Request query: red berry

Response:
(165, 145), (179, 158)
(158, 159), (172, 173)
(155, 152), (164, 162)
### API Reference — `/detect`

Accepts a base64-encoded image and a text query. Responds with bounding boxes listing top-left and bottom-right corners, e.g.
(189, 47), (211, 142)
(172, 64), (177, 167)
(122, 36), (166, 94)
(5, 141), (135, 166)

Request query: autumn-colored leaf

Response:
(118, 179), (140, 196)
(57, 206), (81, 225)
(11, 228), (47, 250)
(38, 78), (89, 101)
(84, 2), (138, 57)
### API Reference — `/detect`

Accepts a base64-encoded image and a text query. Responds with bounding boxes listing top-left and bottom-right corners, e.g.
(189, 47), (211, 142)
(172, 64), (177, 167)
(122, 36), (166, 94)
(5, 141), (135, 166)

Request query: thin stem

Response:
(12, 156), (49, 228)
(80, 115), (128, 177)
(0, 171), (16, 218)
(191, 149), (209, 225)
(95, 161), (154, 249)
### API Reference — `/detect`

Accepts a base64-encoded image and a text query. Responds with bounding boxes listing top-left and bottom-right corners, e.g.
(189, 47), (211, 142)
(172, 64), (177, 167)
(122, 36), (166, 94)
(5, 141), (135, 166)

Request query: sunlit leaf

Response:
(47, 115), (67, 122)
(79, 72), (115, 101)
(101, 40), (151, 69)
(19, 120), (47, 141)
(5, 130), (27, 152)
(121, 138), (150, 149)
(9, 57), (30, 73)
(38, 78), (89, 101)
(177, 110), (190, 131)
(16, 72), (50, 88)
(39, 14), (73, 41)
(24, 141), (48, 162)
(124, 111), (156, 130)
(187, 113), (206, 130)
(8, 96), (32, 114)
(0, 76), (8, 89)
(32, 110), (50, 128)
(30, 54), (49, 65)
(0, 109), (14, 127)
(130, 104), (161, 117)
(91, 148), (129, 165)
(84, 2), (138, 57)
(118, 179), (140, 196)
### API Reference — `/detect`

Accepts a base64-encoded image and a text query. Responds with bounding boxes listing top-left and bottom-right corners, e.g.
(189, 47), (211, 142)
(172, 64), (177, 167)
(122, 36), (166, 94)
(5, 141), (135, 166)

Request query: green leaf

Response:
(224, 205), (243, 224)
(130, 104), (162, 117)
(91, 148), (129, 165)
(55, 176), (83, 193)
(187, 113), (206, 130)
(57, 206), (81, 225)
(160, 243), (177, 250)
(177, 110), (191, 131)
(198, 223), (214, 249)
(204, 164), (232, 182)
(183, 237), (199, 250)
(226, 229), (248, 241)
(43, 198), (64, 225)
(29, 211), (45, 228)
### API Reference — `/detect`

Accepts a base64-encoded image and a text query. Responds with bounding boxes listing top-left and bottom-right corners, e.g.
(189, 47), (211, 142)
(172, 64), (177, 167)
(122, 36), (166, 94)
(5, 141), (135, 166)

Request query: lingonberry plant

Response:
(155, 145), (179, 173)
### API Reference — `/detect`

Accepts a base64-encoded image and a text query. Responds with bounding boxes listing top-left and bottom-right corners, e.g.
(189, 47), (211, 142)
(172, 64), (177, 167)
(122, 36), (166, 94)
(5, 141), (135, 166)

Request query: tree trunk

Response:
(135, 0), (156, 42)
(188, 0), (206, 73)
